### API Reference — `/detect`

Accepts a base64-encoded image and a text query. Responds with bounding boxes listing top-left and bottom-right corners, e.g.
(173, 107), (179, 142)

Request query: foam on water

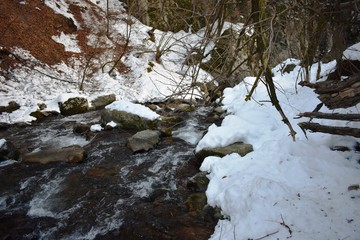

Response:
(0, 160), (17, 167)
(173, 118), (203, 145)
(27, 175), (65, 218)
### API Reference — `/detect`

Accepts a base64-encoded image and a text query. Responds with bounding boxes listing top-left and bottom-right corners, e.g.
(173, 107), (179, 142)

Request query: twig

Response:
(253, 230), (279, 240)
(280, 214), (292, 238)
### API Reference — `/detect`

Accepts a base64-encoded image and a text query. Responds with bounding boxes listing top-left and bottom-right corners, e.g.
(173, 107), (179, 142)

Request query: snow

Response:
(343, 42), (360, 60)
(105, 100), (160, 121)
(90, 124), (103, 132)
(106, 121), (117, 128)
(197, 60), (360, 240)
(51, 32), (81, 53)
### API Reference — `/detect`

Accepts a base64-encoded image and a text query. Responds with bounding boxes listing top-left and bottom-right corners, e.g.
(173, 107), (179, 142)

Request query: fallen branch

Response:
(300, 73), (360, 109)
(298, 122), (360, 137)
(298, 112), (360, 121)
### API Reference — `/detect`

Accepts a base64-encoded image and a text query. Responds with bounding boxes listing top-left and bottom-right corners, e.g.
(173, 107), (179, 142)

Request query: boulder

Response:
(90, 94), (116, 110)
(23, 145), (85, 164)
(195, 142), (253, 163)
(59, 97), (89, 116)
(101, 109), (158, 130)
(127, 130), (161, 152)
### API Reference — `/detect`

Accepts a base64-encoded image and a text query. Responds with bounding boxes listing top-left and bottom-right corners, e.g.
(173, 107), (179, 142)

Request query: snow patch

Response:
(51, 32), (81, 53)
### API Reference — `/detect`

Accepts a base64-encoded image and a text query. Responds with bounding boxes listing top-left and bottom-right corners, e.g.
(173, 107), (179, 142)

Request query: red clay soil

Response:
(0, 0), (128, 75)
(0, 0), (80, 66)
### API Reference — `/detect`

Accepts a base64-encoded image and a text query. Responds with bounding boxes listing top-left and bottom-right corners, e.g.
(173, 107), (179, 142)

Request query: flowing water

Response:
(0, 108), (216, 239)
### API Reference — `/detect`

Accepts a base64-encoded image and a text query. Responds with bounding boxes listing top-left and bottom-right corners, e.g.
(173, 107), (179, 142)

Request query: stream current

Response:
(0, 107), (216, 239)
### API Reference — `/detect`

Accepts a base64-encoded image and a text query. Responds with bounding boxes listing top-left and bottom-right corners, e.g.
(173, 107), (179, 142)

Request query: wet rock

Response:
(186, 172), (209, 192)
(90, 94), (116, 110)
(160, 116), (184, 125)
(127, 130), (161, 152)
(0, 140), (20, 161)
(23, 145), (85, 164)
(175, 103), (195, 113)
(186, 192), (207, 217)
(0, 101), (20, 114)
(30, 110), (57, 120)
(59, 97), (89, 116)
(73, 123), (90, 134)
(101, 109), (158, 130)
(158, 116), (185, 136)
(195, 142), (253, 163)
(202, 205), (223, 223)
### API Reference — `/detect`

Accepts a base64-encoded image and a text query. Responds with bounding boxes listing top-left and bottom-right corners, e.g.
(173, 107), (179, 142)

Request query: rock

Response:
(0, 101), (20, 114)
(202, 205), (222, 223)
(73, 123), (90, 134)
(175, 103), (195, 113)
(101, 109), (158, 130)
(23, 145), (85, 164)
(186, 172), (209, 192)
(59, 97), (89, 116)
(159, 116), (184, 125)
(127, 130), (161, 152)
(195, 142), (253, 163)
(0, 140), (20, 161)
(30, 111), (57, 120)
(186, 192), (207, 217)
(157, 116), (184, 136)
(147, 104), (158, 111)
(90, 94), (116, 110)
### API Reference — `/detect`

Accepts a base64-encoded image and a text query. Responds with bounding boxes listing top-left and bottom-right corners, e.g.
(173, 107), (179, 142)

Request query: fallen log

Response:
(298, 122), (360, 138)
(298, 112), (360, 121)
(299, 73), (360, 109)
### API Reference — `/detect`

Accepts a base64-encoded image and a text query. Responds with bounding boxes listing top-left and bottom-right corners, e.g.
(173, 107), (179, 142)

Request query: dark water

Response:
(0, 108), (216, 239)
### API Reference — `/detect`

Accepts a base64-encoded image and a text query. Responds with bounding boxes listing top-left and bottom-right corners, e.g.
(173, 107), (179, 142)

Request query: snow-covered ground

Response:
(1, 1), (360, 239)
(197, 55), (360, 239)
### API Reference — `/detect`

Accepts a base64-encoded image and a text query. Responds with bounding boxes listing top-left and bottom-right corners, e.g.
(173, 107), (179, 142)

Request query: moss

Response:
(186, 193), (207, 217)
(101, 109), (158, 130)
(59, 97), (89, 116)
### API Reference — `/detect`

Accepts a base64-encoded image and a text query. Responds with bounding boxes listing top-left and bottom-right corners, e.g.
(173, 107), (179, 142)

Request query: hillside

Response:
(0, 0), (216, 124)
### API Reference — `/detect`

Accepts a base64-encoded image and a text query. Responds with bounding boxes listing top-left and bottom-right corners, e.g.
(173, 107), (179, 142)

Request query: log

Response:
(298, 112), (360, 121)
(298, 122), (360, 138)
(299, 73), (360, 109)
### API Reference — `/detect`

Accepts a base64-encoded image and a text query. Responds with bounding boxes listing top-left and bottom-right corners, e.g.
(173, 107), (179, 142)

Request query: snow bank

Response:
(343, 42), (360, 60)
(198, 59), (360, 240)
